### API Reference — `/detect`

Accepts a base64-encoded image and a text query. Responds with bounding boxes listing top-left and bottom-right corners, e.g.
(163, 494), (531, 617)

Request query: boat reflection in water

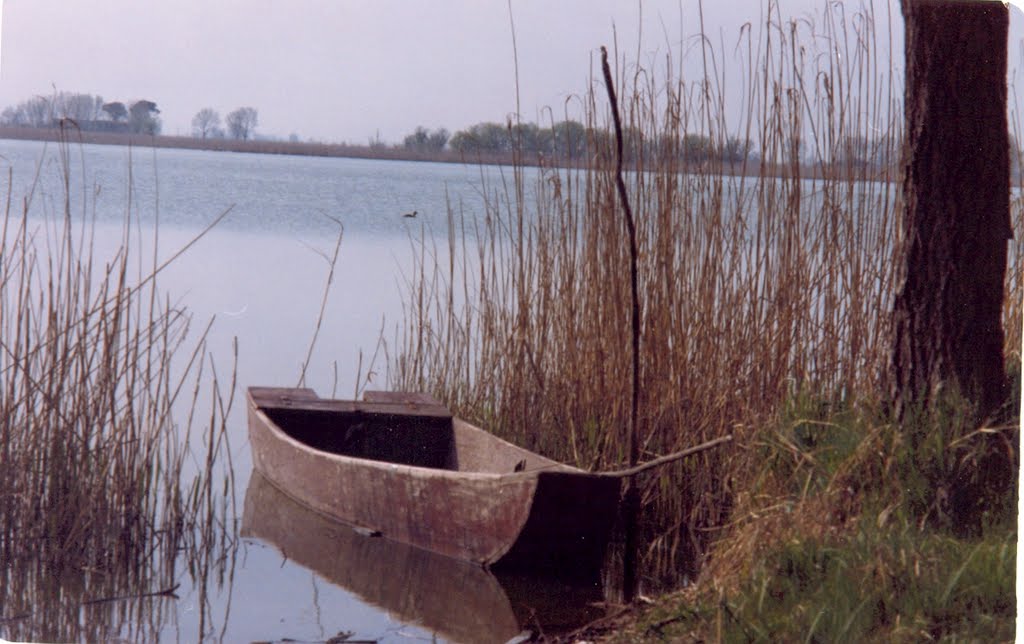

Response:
(241, 471), (607, 643)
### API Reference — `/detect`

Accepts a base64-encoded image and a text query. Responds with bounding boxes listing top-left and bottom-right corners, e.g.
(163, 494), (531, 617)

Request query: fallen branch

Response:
(603, 435), (734, 478)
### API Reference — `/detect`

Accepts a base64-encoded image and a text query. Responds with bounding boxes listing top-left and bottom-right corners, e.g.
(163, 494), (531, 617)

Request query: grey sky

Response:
(0, 1), (1020, 144)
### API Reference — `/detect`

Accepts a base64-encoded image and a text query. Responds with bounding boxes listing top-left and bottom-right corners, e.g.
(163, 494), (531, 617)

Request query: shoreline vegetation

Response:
(0, 124), (916, 185)
(0, 125), (497, 164)
(0, 129), (237, 642)
(8, 124), (1023, 191)
(387, 0), (1020, 640)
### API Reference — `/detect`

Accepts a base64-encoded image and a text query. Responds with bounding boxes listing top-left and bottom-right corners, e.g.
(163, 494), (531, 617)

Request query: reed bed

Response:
(389, 0), (1022, 588)
(0, 130), (236, 642)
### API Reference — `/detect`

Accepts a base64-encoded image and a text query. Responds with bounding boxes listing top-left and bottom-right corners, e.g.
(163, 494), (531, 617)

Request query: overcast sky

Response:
(0, 1), (1020, 144)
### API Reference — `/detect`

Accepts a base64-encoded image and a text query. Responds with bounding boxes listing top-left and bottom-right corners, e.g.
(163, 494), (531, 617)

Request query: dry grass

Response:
(389, 0), (1022, 588)
(0, 127), (236, 642)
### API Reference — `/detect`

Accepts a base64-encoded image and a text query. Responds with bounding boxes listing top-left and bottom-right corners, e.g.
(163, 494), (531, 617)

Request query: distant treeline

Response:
(402, 121), (1024, 175)
(402, 121), (757, 166)
(0, 91), (261, 142)
(0, 125), (504, 166)
(14, 94), (1018, 177)
(0, 91), (905, 171)
(1, 92), (162, 135)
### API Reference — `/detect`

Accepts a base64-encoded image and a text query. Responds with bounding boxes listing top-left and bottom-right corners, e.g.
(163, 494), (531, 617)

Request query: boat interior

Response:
(267, 406), (455, 469)
(250, 388), (563, 474)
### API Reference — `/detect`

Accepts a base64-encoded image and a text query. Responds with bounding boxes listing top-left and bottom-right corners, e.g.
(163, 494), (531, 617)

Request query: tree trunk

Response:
(893, 0), (1012, 422)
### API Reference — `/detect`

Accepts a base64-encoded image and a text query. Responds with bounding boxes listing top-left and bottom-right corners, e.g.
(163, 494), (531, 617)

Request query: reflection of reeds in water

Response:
(390, 1), (1024, 588)
(0, 128), (236, 642)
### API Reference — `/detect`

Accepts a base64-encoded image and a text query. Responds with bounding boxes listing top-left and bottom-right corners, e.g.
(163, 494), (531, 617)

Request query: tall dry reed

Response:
(389, 0), (1022, 587)
(0, 127), (236, 642)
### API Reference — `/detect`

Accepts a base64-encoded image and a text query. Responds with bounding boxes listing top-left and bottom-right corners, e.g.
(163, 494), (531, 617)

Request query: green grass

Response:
(646, 526), (1016, 643)
(692, 530), (1012, 642)
(609, 387), (1018, 643)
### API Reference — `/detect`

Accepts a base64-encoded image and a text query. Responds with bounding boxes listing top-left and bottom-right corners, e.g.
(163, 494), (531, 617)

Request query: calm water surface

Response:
(0, 138), (566, 643)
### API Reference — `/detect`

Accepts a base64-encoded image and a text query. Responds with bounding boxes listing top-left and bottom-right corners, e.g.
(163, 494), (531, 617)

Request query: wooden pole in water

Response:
(600, 45), (642, 602)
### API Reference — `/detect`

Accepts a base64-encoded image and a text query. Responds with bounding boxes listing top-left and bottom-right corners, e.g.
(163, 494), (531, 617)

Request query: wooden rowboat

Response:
(246, 386), (622, 577)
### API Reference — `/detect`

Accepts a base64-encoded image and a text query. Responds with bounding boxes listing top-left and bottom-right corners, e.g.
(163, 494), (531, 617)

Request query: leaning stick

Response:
(603, 435), (734, 479)
(600, 42), (644, 604)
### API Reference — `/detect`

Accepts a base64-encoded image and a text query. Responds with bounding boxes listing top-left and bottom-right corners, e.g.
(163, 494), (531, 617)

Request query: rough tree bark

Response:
(893, 0), (1012, 422)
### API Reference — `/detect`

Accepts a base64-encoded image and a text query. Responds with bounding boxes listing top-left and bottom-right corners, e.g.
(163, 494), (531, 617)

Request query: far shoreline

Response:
(0, 125), (914, 186)
(0, 125), (517, 167)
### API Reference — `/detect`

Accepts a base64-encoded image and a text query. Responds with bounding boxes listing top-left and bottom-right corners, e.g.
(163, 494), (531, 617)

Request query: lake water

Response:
(0, 137), (508, 404)
(0, 138), (574, 643)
